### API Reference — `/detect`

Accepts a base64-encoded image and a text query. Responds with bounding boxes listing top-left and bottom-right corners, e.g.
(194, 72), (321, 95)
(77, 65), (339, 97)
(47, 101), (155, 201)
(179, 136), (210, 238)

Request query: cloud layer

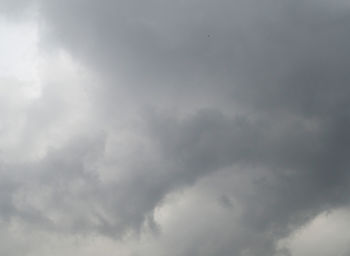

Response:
(1, 0), (350, 255)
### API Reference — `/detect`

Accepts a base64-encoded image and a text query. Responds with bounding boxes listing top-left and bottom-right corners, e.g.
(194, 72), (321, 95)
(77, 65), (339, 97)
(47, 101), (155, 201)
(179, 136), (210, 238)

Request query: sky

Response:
(0, 0), (350, 255)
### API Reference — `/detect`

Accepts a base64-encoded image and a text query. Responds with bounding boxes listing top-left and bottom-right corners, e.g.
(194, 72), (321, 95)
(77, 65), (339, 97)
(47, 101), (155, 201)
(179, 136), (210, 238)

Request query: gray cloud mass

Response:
(0, 0), (350, 255)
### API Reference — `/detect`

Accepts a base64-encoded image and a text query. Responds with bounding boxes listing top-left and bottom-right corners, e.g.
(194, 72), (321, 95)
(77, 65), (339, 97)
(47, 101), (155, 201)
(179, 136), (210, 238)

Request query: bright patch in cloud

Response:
(0, 17), (41, 98)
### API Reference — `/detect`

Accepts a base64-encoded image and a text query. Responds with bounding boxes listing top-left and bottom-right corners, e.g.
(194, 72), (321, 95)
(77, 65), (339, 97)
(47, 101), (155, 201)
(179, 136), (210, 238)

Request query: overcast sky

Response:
(0, 0), (350, 255)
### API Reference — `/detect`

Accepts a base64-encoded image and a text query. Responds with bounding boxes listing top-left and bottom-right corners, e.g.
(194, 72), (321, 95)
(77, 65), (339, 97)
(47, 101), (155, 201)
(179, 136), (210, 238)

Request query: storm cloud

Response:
(0, 0), (350, 255)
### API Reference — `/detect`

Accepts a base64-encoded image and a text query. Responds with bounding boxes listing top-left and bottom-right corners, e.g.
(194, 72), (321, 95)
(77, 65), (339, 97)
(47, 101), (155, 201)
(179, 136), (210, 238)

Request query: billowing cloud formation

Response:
(1, 0), (350, 255)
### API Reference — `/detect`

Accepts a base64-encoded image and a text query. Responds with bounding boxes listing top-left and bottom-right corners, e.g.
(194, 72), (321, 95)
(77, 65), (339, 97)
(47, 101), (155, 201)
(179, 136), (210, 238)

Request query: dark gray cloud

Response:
(0, 0), (350, 255)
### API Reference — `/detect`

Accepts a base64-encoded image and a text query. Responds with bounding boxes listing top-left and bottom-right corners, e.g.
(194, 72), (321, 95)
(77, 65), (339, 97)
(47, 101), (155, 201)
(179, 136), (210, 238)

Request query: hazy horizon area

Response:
(1, 1), (350, 255)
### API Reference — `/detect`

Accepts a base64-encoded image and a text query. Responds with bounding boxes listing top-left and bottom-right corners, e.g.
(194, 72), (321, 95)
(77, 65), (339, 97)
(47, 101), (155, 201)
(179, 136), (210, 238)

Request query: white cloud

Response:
(280, 208), (350, 256)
